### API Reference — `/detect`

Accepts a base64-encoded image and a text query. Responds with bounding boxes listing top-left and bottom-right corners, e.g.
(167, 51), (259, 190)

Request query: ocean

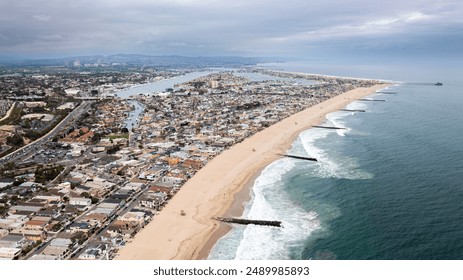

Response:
(208, 61), (463, 260)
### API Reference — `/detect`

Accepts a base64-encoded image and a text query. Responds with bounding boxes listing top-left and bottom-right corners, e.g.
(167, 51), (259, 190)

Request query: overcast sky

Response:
(0, 0), (462, 60)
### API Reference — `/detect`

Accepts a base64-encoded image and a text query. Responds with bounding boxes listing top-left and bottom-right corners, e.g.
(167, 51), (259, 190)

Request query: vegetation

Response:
(51, 222), (63, 232)
(71, 232), (88, 245)
(0, 105), (22, 126)
(34, 165), (65, 184)
(12, 177), (25, 186)
(106, 145), (120, 154)
(6, 133), (24, 146)
(90, 132), (103, 143)
(108, 133), (129, 140)
(1, 162), (15, 171)
(0, 205), (8, 216)
(23, 110), (67, 141)
(22, 241), (42, 256)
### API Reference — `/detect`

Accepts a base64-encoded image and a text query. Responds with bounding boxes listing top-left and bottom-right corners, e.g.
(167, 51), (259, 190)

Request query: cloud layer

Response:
(0, 0), (462, 59)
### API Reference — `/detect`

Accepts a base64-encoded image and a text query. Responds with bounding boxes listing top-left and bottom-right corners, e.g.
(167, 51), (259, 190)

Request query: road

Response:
(0, 101), (16, 122)
(68, 182), (149, 259)
(0, 101), (93, 165)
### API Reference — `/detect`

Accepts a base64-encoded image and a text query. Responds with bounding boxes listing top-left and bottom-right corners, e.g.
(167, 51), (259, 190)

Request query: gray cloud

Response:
(33, 14), (52, 22)
(0, 0), (462, 58)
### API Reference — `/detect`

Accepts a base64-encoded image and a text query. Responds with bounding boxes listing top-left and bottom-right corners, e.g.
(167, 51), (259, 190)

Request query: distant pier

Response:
(312, 125), (346, 130)
(214, 217), (282, 228)
(278, 154), (318, 162)
(339, 109), (366, 112)
(357, 98), (386, 102)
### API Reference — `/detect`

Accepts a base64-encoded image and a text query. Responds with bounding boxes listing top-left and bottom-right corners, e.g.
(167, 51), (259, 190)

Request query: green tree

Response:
(6, 133), (24, 146)
(3, 162), (15, 171)
(0, 205), (8, 216)
(51, 223), (63, 232)
(13, 178), (25, 186)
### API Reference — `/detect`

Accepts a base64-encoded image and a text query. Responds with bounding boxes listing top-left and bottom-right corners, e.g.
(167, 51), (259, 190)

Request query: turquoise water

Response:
(209, 62), (463, 260)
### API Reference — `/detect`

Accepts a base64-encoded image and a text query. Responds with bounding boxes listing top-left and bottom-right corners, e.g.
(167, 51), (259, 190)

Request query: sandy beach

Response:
(116, 83), (389, 260)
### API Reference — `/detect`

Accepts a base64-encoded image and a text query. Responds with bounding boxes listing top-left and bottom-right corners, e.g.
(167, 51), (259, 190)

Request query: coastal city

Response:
(0, 62), (384, 260)
(1, 1), (462, 279)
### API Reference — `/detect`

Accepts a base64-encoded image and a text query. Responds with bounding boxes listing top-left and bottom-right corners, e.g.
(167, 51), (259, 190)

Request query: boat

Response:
(435, 82), (443, 86)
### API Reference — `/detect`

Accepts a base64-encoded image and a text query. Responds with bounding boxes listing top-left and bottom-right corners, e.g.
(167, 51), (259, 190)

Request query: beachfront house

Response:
(140, 192), (167, 210)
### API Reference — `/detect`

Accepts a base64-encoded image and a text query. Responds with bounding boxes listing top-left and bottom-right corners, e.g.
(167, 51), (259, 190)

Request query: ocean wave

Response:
(299, 129), (373, 180)
(209, 158), (322, 260)
(345, 101), (369, 111)
(234, 159), (321, 259)
(326, 111), (350, 137)
(210, 102), (374, 260)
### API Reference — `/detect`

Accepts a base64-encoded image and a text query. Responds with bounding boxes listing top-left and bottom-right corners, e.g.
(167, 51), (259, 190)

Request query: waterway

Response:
(124, 100), (144, 131)
(115, 71), (214, 98)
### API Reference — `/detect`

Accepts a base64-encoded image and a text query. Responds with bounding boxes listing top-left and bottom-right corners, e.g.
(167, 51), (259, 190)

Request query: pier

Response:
(357, 98), (386, 102)
(312, 125), (346, 130)
(214, 217), (282, 228)
(339, 109), (366, 112)
(278, 154), (318, 162)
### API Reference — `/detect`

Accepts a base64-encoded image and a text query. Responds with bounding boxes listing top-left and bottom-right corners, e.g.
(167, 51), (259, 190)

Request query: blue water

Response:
(209, 61), (463, 260)
(124, 100), (144, 130)
(116, 71), (213, 98)
(234, 71), (315, 85)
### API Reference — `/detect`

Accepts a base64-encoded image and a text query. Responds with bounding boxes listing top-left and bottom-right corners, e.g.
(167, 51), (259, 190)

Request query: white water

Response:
(209, 101), (376, 259)
(209, 158), (321, 260)
(299, 116), (373, 180)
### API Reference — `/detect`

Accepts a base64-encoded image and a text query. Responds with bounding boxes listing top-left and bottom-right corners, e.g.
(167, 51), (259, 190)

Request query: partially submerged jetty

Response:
(357, 98), (386, 102)
(339, 109), (366, 112)
(278, 153), (318, 162)
(214, 217), (282, 228)
(312, 125), (346, 130)
(377, 91), (397, 94)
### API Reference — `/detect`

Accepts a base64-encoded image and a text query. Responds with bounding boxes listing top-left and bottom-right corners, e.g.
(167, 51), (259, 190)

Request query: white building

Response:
(69, 197), (92, 208)
(140, 192), (167, 209)
(0, 247), (21, 259)
(65, 88), (81, 95)
(160, 176), (184, 186)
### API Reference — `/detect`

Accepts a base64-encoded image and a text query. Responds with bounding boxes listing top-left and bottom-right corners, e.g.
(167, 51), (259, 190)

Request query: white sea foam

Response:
(299, 127), (373, 180)
(326, 111), (350, 136)
(233, 159), (321, 259)
(209, 158), (321, 260)
(345, 101), (369, 111)
(209, 101), (373, 260)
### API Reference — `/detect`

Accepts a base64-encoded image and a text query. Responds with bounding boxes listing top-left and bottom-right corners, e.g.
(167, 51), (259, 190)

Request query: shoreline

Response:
(196, 164), (264, 259)
(116, 83), (390, 260)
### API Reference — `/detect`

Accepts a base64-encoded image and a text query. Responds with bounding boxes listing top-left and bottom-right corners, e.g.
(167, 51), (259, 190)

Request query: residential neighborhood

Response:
(0, 65), (383, 259)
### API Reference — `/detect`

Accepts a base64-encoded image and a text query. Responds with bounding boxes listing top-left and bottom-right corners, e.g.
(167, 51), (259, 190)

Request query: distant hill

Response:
(1, 54), (282, 68)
